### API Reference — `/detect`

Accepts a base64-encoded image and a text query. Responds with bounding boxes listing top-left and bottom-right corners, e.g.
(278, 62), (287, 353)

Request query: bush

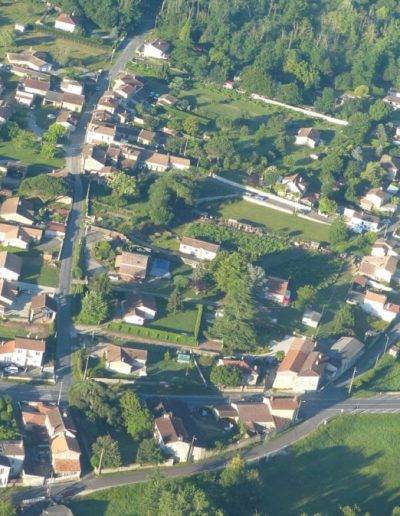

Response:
(107, 322), (198, 346)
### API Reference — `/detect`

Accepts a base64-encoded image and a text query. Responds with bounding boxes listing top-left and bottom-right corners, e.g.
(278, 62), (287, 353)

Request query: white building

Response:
(302, 309), (322, 328)
(86, 123), (116, 145)
(0, 337), (46, 368)
(106, 344), (147, 376)
(179, 236), (220, 261)
(0, 252), (22, 282)
(0, 441), (24, 479)
(60, 78), (83, 96)
(343, 208), (380, 233)
(327, 336), (364, 379)
(55, 13), (78, 33)
(0, 457), (11, 487)
(143, 39), (170, 60)
(123, 295), (157, 326)
(359, 254), (398, 284)
(295, 127), (320, 148)
(362, 290), (400, 322)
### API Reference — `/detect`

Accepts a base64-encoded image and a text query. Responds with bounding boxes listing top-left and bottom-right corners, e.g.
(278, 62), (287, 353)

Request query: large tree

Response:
(120, 391), (152, 439)
(91, 435), (122, 469)
(19, 174), (68, 202)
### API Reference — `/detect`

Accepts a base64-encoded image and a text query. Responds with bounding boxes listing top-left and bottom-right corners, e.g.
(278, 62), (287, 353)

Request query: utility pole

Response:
(98, 447), (105, 475)
(383, 334), (389, 355)
(57, 380), (63, 406)
(83, 355), (90, 380)
(348, 367), (356, 395)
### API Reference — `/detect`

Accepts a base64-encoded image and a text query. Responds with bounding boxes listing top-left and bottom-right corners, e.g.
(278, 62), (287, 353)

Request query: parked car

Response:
(4, 365), (19, 375)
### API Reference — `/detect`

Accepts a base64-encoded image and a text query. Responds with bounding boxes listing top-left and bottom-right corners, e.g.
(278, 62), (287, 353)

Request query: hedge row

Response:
(193, 304), (203, 342)
(33, 24), (111, 49)
(107, 322), (198, 346)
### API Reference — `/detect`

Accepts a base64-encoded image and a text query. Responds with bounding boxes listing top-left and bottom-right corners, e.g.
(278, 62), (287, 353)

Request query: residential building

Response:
(114, 251), (149, 282)
(0, 440), (24, 478)
(273, 337), (324, 392)
(217, 358), (259, 385)
(55, 13), (78, 32)
(264, 396), (299, 421)
(380, 154), (400, 181)
(157, 94), (178, 107)
(230, 402), (276, 434)
(55, 110), (78, 133)
(169, 155), (191, 170)
(0, 337), (46, 367)
(0, 457), (11, 487)
(359, 254), (398, 284)
(145, 152), (170, 172)
(0, 279), (17, 315)
(137, 129), (156, 146)
(384, 95), (400, 109)
(22, 78), (50, 97)
(61, 92), (85, 113)
(360, 188), (387, 211)
(123, 294), (157, 326)
(51, 433), (81, 476)
(0, 252), (22, 282)
(15, 89), (35, 107)
(302, 309), (322, 328)
(60, 78), (83, 96)
(6, 50), (52, 72)
(0, 223), (42, 250)
(0, 197), (34, 226)
(327, 336), (364, 379)
(83, 145), (107, 173)
(106, 343), (148, 376)
(143, 39), (170, 60)
(154, 413), (205, 462)
(295, 127), (320, 148)
(29, 293), (57, 323)
(362, 290), (400, 322)
(86, 123), (116, 145)
(371, 238), (400, 258)
(263, 276), (291, 306)
(97, 91), (119, 114)
(113, 73), (143, 98)
(179, 236), (220, 261)
(343, 208), (380, 233)
(281, 173), (307, 198)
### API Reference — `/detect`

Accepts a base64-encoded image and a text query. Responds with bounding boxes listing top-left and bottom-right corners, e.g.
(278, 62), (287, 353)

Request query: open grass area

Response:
(0, 139), (64, 176)
(69, 414), (400, 515)
(19, 249), (59, 288)
(208, 198), (331, 241)
(148, 301), (198, 335)
(353, 354), (400, 397)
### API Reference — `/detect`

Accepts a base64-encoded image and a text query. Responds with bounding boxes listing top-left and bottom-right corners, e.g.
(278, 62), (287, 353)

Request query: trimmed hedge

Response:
(107, 321), (198, 346)
(33, 24), (111, 49)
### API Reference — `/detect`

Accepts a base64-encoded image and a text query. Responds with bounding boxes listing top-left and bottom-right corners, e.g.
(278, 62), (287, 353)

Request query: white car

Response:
(4, 365), (19, 375)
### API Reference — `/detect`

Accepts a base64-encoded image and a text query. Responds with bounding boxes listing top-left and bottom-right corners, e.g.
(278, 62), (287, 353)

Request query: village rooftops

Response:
(107, 343), (148, 364)
(180, 236), (220, 254)
(0, 196), (33, 220)
(22, 77), (50, 93)
(155, 413), (189, 444)
(30, 293), (57, 313)
(56, 13), (77, 25)
(267, 397), (299, 411)
(7, 50), (50, 70)
(0, 252), (22, 275)
(232, 402), (274, 431)
(0, 337), (46, 355)
(115, 251), (149, 281)
(145, 152), (170, 167)
(278, 337), (321, 376)
(297, 127), (320, 139)
(265, 276), (290, 296)
(148, 38), (170, 53)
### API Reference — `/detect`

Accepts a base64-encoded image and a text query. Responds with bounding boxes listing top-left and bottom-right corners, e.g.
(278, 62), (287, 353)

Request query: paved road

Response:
(54, 29), (149, 395)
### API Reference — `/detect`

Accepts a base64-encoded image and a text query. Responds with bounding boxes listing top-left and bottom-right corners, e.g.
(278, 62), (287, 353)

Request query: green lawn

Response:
(69, 414), (400, 515)
(19, 249), (59, 287)
(209, 198), (330, 241)
(0, 140), (64, 176)
(353, 355), (400, 397)
(148, 302), (198, 335)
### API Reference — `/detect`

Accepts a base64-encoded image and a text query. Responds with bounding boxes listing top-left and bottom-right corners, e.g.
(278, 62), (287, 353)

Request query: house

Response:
(97, 91), (119, 114)
(0, 197), (34, 226)
(22, 78), (50, 97)
(7, 50), (52, 72)
(56, 110), (78, 133)
(230, 402), (276, 435)
(114, 251), (149, 282)
(154, 413), (205, 462)
(273, 336), (324, 392)
(360, 188), (387, 211)
(83, 145), (107, 173)
(384, 95), (400, 110)
(295, 127), (320, 148)
(15, 89), (35, 107)
(60, 78), (83, 96)
(114, 82), (140, 101)
(157, 94), (178, 107)
(0, 457), (11, 487)
(0, 337), (46, 367)
(0, 223), (42, 250)
(281, 173), (307, 198)
(0, 252), (22, 282)
(302, 309), (322, 328)
(14, 23), (26, 33)
(212, 404), (239, 421)
(0, 163), (27, 190)
(380, 154), (400, 180)
(388, 345), (400, 358)
(359, 255), (398, 284)
(106, 343), (148, 376)
(264, 396), (299, 421)
(362, 290), (400, 322)
(0, 279), (17, 315)
(86, 123), (116, 145)
(61, 92), (85, 113)
(29, 293), (57, 323)
(217, 358), (259, 385)
(263, 276), (291, 306)
(145, 152), (170, 172)
(343, 208), (380, 233)
(179, 236), (219, 261)
(143, 39), (170, 60)
(45, 222), (66, 238)
(138, 129), (156, 146)
(55, 13), (78, 33)
(123, 294), (157, 326)
(113, 73), (143, 98)
(170, 155), (191, 170)
(223, 80), (235, 90)
(0, 440), (24, 478)
(327, 336), (364, 379)
(371, 239), (400, 258)
(21, 402), (81, 478)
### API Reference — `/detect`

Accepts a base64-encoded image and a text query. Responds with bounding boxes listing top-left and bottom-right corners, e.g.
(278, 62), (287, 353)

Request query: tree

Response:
(295, 285), (316, 310)
(329, 217), (349, 247)
(136, 437), (163, 464)
(167, 287), (183, 313)
(0, 498), (16, 516)
(78, 290), (110, 325)
(315, 87), (336, 113)
(19, 174), (68, 202)
(120, 391), (152, 439)
(158, 484), (211, 516)
(182, 117), (200, 136)
(12, 129), (37, 150)
(91, 435), (122, 469)
(333, 304), (355, 336)
(94, 241), (113, 262)
(108, 172), (137, 198)
(69, 380), (120, 425)
(319, 196), (338, 216)
(369, 100), (390, 123)
(205, 134), (235, 162)
(210, 364), (243, 387)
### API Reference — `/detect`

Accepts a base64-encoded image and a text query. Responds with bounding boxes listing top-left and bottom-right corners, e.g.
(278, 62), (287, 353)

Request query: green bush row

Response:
(193, 304), (203, 342)
(107, 322), (198, 346)
(72, 236), (85, 280)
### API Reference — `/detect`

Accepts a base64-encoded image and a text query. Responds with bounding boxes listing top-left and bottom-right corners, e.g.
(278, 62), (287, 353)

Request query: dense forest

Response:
(156, 0), (400, 108)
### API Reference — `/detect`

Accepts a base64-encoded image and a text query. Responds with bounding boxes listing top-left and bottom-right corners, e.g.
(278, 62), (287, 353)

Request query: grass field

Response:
(353, 354), (400, 397)
(148, 302), (198, 335)
(209, 198), (331, 241)
(69, 414), (400, 515)
(0, 140), (64, 176)
(19, 249), (59, 287)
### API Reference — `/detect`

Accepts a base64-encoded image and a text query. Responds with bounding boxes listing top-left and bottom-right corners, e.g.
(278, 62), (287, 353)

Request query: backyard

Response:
(69, 414), (400, 515)
(0, 139), (64, 177)
(19, 249), (60, 288)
